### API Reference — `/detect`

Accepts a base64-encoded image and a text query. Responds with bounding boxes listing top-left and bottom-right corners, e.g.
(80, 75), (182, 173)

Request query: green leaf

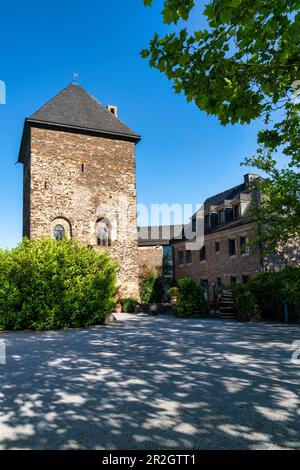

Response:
(231, 0), (241, 7)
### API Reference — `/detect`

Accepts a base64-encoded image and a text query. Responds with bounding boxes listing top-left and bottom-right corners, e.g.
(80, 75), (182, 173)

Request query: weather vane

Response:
(73, 72), (79, 84)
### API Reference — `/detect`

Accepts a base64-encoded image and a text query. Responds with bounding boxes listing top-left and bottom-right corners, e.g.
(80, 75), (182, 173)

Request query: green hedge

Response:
(232, 284), (260, 322)
(0, 238), (118, 331)
(248, 267), (300, 322)
(174, 278), (207, 317)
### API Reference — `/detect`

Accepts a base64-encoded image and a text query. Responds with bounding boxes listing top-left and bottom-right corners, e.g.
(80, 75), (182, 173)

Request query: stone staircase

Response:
(218, 289), (237, 320)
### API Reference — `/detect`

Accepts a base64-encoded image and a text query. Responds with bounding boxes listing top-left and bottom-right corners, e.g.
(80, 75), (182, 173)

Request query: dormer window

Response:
(234, 204), (240, 219)
(218, 209), (224, 225)
(210, 212), (218, 227)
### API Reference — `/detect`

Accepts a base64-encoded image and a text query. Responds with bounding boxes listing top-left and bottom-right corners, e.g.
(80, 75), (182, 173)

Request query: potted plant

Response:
(114, 303), (122, 313)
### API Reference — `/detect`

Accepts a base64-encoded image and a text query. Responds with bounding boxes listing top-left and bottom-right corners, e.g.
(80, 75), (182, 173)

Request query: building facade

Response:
(172, 174), (262, 298)
(18, 83), (141, 298)
(137, 174), (264, 299)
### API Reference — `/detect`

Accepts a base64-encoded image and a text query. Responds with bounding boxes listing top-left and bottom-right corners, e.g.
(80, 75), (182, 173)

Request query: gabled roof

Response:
(18, 83), (140, 162)
(29, 83), (140, 140)
(203, 183), (249, 211)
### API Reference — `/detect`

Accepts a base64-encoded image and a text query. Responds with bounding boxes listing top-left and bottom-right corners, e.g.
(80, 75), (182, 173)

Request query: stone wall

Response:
(137, 246), (164, 272)
(26, 126), (140, 298)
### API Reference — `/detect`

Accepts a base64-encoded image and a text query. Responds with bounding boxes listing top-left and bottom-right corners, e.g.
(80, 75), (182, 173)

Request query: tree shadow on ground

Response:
(0, 315), (299, 449)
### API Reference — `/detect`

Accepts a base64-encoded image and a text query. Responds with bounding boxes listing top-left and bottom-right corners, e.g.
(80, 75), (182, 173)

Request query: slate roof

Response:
(28, 83), (140, 140)
(18, 83), (140, 162)
(138, 225), (184, 246)
(203, 182), (250, 210)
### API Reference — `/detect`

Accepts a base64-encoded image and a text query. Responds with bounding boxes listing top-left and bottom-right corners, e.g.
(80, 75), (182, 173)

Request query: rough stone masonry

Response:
(18, 84), (141, 299)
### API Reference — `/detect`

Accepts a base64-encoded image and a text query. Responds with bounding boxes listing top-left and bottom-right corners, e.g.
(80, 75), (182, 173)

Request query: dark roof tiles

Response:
(29, 83), (140, 140)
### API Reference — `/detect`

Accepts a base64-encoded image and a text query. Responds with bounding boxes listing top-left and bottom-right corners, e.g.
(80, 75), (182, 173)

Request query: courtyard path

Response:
(0, 315), (299, 449)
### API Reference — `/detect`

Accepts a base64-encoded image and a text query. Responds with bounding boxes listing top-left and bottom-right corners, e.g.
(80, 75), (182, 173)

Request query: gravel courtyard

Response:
(0, 315), (299, 450)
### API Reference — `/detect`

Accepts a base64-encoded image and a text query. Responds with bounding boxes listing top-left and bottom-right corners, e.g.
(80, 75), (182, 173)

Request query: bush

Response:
(122, 298), (138, 313)
(0, 238), (118, 331)
(139, 266), (171, 303)
(232, 284), (260, 322)
(248, 267), (300, 322)
(174, 278), (207, 317)
(139, 267), (158, 303)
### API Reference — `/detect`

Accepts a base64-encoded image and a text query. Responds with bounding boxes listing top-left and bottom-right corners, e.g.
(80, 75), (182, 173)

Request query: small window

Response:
(204, 214), (210, 229)
(234, 204), (240, 219)
(178, 251), (184, 265)
(199, 246), (206, 261)
(81, 164), (84, 173)
(225, 208), (234, 224)
(242, 274), (249, 284)
(218, 210), (224, 225)
(215, 241), (220, 253)
(217, 277), (222, 288)
(230, 276), (237, 285)
(54, 224), (64, 241)
(163, 246), (174, 276)
(186, 250), (192, 264)
(44, 181), (47, 189)
(228, 239), (236, 256)
(97, 228), (108, 246)
(210, 213), (218, 227)
(96, 219), (111, 247)
(240, 236), (249, 254)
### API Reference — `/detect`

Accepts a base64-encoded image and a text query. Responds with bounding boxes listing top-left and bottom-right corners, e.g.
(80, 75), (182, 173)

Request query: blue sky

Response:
(0, 0), (263, 248)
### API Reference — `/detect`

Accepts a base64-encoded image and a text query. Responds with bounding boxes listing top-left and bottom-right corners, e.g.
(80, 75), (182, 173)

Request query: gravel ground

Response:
(0, 315), (299, 449)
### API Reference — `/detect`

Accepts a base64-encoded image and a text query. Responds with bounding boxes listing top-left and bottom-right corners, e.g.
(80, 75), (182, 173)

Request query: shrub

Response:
(139, 266), (171, 303)
(248, 267), (300, 322)
(0, 238), (118, 331)
(174, 278), (207, 317)
(122, 298), (138, 313)
(232, 284), (260, 322)
(139, 267), (158, 303)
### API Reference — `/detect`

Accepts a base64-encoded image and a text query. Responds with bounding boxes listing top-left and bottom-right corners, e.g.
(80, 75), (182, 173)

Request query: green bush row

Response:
(0, 238), (118, 331)
(232, 267), (300, 322)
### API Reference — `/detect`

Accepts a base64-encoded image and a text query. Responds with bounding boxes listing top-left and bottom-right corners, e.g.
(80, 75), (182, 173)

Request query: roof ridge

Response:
(204, 182), (245, 204)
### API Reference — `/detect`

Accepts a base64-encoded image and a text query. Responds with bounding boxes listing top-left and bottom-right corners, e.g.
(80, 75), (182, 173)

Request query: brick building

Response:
(18, 83), (141, 298)
(137, 175), (264, 300)
(171, 174), (262, 299)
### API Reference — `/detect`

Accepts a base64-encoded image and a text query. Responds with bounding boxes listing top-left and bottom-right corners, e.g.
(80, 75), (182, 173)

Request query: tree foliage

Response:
(142, 0), (300, 249)
(0, 238), (118, 330)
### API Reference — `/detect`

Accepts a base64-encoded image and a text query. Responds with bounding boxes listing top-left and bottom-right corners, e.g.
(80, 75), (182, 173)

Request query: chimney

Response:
(244, 173), (260, 186)
(107, 105), (118, 118)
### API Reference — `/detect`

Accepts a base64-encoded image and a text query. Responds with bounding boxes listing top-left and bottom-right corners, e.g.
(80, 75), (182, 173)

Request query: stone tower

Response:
(18, 83), (141, 298)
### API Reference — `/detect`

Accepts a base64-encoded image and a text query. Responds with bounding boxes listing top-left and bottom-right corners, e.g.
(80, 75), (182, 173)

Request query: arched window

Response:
(54, 224), (65, 241)
(96, 219), (111, 247)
